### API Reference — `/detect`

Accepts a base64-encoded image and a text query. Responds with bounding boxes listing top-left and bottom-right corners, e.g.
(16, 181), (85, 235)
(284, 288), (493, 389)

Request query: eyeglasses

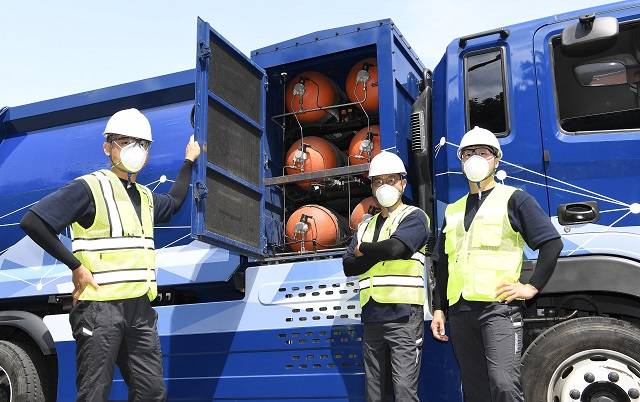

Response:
(460, 146), (495, 161)
(110, 136), (151, 150)
(371, 175), (402, 188)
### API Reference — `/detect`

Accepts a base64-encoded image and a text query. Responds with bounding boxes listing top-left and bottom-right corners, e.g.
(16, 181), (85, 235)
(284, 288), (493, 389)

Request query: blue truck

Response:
(1, 1), (640, 401)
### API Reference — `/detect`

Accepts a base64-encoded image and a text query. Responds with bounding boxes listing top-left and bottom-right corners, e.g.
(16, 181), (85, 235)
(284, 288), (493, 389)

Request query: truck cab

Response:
(434, 1), (640, 399)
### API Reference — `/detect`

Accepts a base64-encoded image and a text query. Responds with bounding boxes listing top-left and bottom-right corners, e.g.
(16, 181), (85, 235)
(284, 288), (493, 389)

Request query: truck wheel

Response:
(0, 340), (45, 402)
(13, 340), (56, 402)
(522, 317), (640, 402)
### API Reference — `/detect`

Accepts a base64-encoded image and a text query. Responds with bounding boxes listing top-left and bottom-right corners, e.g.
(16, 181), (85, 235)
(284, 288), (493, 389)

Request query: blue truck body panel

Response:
(47, 259), (461, 401)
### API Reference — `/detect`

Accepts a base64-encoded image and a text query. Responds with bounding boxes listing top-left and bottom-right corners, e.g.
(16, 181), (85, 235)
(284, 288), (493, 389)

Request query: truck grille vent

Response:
(410, 111), (425, 152)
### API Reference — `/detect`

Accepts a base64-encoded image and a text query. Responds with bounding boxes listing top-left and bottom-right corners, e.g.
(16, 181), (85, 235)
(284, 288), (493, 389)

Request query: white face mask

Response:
(114, 142), (147, 173)
(375, 184), (402, 208)
(463, 155), (494, 183)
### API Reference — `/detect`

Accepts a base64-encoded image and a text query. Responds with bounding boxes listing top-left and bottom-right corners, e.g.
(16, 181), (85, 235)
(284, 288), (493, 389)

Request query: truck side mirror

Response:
(574, 62), (628, 86)
(562, 15), (619, 54)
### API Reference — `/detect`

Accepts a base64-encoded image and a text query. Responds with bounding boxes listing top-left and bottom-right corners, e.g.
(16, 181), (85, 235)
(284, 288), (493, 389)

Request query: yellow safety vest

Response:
(70, 169), (157, 302)
(443, 183), (525, 305)
(357, 204), (429, 307)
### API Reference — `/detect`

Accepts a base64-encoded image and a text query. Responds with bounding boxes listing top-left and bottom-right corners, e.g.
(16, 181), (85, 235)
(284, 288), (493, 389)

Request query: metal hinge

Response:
(195, 181), (208, 200)
(0, 107), (8, 141)
(199, 42), (211, 65)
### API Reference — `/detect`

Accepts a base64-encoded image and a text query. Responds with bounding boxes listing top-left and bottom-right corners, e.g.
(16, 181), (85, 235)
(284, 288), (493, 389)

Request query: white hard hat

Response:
(457, 126), (502, 159)
(368, 151), (407, 177)
(103, 108), (153, 142)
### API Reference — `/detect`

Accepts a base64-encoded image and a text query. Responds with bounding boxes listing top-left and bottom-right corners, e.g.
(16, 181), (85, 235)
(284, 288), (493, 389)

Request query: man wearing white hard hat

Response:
(430, 127), (562, 402)
(21, 108), (200, 401)
(342, 151), (430, 401)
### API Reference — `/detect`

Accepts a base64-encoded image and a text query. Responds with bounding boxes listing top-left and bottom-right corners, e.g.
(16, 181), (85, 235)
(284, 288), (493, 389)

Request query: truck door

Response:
(441, 32), (550, 218)
(192, 18), (267, 257)
(534, 10), (640, 258)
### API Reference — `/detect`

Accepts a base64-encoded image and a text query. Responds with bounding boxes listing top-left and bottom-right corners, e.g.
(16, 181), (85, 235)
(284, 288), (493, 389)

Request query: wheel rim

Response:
(547, 349), (640, 402)
(0, 364), (11, 402)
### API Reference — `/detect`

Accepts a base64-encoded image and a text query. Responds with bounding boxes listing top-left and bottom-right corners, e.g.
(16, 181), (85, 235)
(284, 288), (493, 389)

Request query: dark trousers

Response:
(363, 305), (424, 402)
(449, 303), (524, 402)
(69, 295), (166, 402)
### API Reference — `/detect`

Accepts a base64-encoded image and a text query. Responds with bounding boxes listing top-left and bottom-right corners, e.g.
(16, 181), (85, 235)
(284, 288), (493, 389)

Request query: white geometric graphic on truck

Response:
(0, 174), (192, 289)
(434, 137), (640, 258)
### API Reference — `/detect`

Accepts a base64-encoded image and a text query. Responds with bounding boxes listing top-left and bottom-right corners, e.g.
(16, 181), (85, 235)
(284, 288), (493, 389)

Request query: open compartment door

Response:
(192, 18), (266, 257)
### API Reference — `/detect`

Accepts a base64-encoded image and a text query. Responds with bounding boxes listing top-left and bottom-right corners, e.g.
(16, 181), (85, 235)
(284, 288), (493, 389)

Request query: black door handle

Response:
(558, 201), (599, 225)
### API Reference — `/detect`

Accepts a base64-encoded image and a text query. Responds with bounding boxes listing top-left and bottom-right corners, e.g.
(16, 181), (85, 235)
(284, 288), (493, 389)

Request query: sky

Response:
(1, 0), (614, 107)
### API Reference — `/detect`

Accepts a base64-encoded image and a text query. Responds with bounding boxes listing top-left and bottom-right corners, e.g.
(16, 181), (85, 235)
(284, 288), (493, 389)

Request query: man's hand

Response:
(496, 281), (538, 303)
(72, 265), (100, 305)
(185, 136), (201, 162)
(354, 243), (364, 257)
(430, 309), (449, 342)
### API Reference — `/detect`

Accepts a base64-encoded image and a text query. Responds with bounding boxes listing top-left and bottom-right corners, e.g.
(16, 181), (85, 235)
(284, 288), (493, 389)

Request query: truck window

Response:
(553, 22), (640, 133)
(464, 48), (509, 136)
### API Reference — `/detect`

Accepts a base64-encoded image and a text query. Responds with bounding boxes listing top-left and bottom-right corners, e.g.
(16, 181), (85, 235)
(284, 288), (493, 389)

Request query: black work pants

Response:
(363, 305), (424, 402)
(449, 302), (524, 402)
(69, 295), (166, 402)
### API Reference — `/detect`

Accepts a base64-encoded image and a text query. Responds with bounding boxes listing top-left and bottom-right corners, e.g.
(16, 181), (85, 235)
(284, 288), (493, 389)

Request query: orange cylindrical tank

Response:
(286, 205), (341, 252)
(285, 71), (338, 124)
(348, 125), (381, 165)
(346, 58), (379, 113)
(285, 136), (341, 189)
(350, 197), (381, 229)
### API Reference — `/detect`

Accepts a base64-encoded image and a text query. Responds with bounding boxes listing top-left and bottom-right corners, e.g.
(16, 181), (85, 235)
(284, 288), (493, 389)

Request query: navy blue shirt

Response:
(31, 178), (175, 233)
(344, 209), (430, 323)
(432, 187), (560, 311)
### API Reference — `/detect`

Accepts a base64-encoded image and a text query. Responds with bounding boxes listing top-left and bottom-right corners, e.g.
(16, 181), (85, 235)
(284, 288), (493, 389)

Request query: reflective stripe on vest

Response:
(92, 269), (156, 286)
(70, 170), (157, 302)
(357, 204), (429, 307)
(71, 237), (154, 252)
(444, 183), (525, 305)
(359, 275), (425, 289)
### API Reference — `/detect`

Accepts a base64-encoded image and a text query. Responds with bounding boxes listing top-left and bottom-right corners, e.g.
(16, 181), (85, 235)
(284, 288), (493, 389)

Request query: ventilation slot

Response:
(410, 111), (425, 152)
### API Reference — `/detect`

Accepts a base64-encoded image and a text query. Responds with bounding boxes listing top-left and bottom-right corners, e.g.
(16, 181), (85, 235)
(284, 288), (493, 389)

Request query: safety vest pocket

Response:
(99, 250), (116, 260)
(469, 252), (514, 271)
(96, 250), (130, 271)
(443, 224), (457, 254)
(472, 222), (503, 248)
(472, 268), (501, 297)
(469, 254), (518, 297)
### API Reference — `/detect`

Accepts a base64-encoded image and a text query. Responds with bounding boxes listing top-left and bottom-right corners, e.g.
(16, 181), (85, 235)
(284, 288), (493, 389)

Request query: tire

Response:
(13, 340), (56, 402)
(522, 316), (640, 402)
(0, 340), (45, 402)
